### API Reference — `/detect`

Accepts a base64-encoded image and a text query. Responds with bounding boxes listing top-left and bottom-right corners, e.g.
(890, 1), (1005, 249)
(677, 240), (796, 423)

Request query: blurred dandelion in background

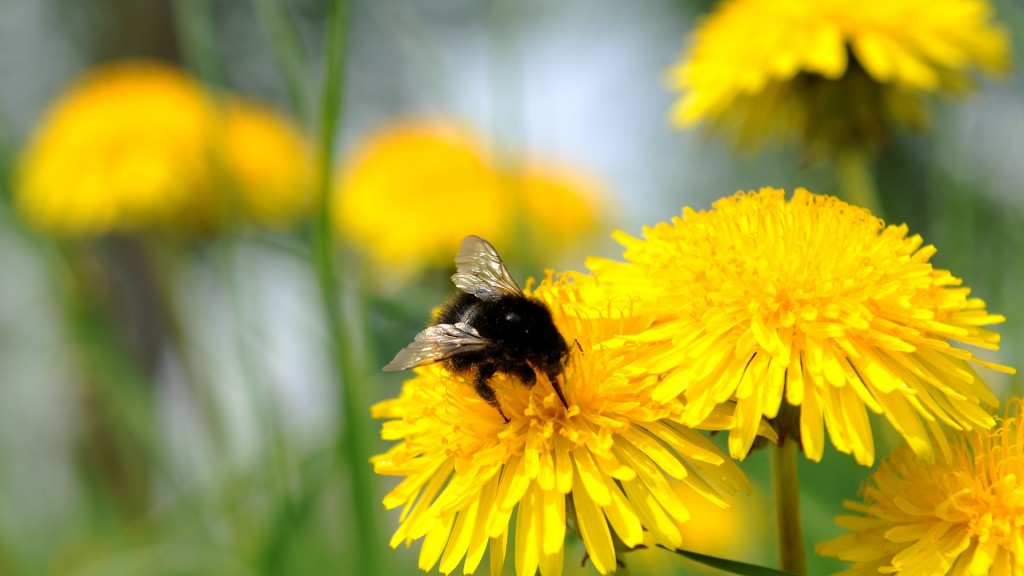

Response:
(14, 61), (214, 235)
(621, 483), (770, 575)
(333, 121), (507, 276)
(334, 120), (607, 282)
(668, 0), (1010, 159)
(588, 188), (1015, 466)
(213, 97), (314, 229)
(817, 398), (1024, 575)
(14, 60), (314, 236)
(509, 163), (607, 263)
(372, 273), (754, 575)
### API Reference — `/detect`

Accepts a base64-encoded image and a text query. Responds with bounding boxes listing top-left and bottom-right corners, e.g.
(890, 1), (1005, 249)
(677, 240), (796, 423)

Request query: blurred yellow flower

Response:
(15, 60), (314, 236)
(674, 484), (765, 565)
(818, 398), (1024, 575)
(217, 98), (314, 229)
(623, 484), (768, 575)
(588, 188), (1015, 466)
(15, 61), (213, 235)
(668, 0), (1010, 154)
(512, 163), (606, 260)
(333, 122), (506, 275)
(333, 121), (607, 280)
(372, 273), (751, 575)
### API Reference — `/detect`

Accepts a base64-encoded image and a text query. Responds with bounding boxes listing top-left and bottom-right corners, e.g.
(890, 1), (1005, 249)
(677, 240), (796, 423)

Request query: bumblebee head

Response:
(536, 334), (570, 379)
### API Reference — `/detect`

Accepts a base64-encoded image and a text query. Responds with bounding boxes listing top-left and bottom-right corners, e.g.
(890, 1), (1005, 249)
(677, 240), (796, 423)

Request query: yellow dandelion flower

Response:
(817, 398), (1024, 575)
(216, 98), (314, 229)
(333, 121), (506, 275)
(15, 61), (214, 235)
(668, 0), (1010, 153)
(587, 188), (1015, 466)
(372, 274), (752, 575)
(512, 163), (607, 259)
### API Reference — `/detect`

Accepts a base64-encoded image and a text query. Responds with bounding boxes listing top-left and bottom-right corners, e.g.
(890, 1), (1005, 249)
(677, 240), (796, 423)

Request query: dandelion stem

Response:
(309, 1), (384, 574)
(835, 150), (882, 217)
(171, 0), (223, 88)
(772, 440), (807, 575)
(248, 0), (313, 125)
(60, 246), (160, 515)
(144, 241), (228, 457)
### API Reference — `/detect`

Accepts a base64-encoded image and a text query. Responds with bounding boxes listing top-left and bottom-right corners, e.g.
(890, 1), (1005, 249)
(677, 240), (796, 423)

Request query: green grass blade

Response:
(307, 1), (386, 575)
(659, 546), (797, 576)
(171, 0), (223, 88)
(248, 0), (314, 124)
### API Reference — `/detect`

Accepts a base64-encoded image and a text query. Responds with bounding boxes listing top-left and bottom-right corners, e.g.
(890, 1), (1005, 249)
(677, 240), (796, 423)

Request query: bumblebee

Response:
(383, 235), (570, 421)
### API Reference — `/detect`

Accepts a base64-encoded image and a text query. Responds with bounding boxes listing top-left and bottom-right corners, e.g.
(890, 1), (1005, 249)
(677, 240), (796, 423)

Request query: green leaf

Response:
(658, 546), (796, 576)
(171, 0), (223, 88)
(248, 0), (314, 126)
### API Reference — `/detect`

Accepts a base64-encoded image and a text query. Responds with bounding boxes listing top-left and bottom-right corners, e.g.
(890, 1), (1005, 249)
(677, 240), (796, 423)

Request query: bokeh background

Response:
(0, 0), (1022, 574)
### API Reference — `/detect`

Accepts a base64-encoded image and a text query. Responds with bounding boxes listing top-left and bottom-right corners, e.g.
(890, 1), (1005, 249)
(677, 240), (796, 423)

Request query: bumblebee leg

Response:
(508, 362), (536, 389)
(508, 363), (569, 409)
(475, 363), (510, 423)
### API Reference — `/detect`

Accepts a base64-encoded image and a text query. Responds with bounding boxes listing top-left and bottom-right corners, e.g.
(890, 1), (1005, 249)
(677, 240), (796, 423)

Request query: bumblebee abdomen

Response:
(435, 291), (481, 326)
(444, 348), (490, 373)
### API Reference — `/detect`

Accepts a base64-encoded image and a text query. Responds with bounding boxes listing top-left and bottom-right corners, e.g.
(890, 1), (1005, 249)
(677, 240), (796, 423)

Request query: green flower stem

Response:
(310, 1), (384, 575)
(661, 546), (797, 576)
(215, 235), (296, 508)
(145, 242), (229, 456)
(835, 150), (882, 217)
(772, 440), (807, 575)
(247, 0), (382, 568)
(248, 0), (313, 125)
(60, 245), (161, 515)
(171, 0), (223, 88)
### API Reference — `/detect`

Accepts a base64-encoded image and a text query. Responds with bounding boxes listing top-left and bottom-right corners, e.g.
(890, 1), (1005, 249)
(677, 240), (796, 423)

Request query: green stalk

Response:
(310, 1), (384, 575)
(661, 546), (796, 576)
(772, 441), (807, 575)
(834, 150), (882, 217)
(246, 0), (378, 568)
(248, 0), (313, 125)
(145, 242), (230, 457)
(60, 245), (162, 515)
(487, 0), (536, 269)
(171, 0), (223, 88)
(216, 234), (294, 496)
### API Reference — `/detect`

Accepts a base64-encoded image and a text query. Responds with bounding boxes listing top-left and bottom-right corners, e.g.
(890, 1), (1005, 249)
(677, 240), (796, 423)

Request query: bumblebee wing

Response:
(382, 322), (491, 371)
(451, 235), (523, 301)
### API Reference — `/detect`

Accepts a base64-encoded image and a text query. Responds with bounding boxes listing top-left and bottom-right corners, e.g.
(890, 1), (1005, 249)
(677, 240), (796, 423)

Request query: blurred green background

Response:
(0, 0), (1022, 574)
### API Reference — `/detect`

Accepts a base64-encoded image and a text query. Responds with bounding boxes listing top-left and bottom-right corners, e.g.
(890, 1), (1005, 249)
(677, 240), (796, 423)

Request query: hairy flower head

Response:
(818, 398), (1024, 575)
(668, 0), (1010, 154)
(373, 273), (752, 575)
(15, 61), (214, 234)
(588, 188), (1015, 466)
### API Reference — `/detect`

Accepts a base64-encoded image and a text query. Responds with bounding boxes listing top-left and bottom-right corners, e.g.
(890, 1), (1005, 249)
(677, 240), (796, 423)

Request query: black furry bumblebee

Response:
(382, 235), (570, 422)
